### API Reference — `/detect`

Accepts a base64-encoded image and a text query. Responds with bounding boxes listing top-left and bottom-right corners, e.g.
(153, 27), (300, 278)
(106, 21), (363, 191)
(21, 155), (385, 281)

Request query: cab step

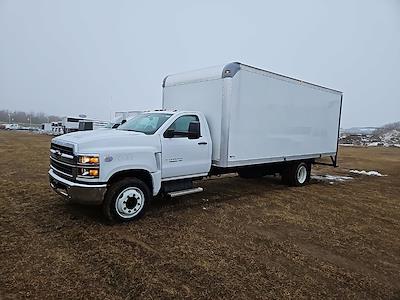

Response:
(167, 187), (203, 198)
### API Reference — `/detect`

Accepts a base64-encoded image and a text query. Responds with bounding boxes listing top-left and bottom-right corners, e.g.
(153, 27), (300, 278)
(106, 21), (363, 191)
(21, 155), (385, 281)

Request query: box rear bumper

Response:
(49, 169), (107, 205)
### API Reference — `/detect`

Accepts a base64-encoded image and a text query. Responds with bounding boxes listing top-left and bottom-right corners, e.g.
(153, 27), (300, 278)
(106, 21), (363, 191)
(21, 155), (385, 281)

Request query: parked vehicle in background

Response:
(19, 126), (39, 131)
(62, 116), (88, 133)
(41, 122), (63, 135)
(114, 110), (142, 124)
(49, 62), (343, 222)
(5, 123), (20, 130)
(62, 116), (110, 134)
(41, 122), (52, 133)
(51, 122), (64, 135)
(78, 120), (111, 131)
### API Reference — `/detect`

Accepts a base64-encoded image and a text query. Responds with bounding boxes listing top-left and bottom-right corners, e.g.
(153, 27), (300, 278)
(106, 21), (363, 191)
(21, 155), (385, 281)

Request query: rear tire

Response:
(102, 178), (151, 222)
(282, 161), (311, 186)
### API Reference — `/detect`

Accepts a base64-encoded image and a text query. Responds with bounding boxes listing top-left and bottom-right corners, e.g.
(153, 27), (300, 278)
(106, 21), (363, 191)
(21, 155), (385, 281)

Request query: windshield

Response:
(117, 113), (172, 134)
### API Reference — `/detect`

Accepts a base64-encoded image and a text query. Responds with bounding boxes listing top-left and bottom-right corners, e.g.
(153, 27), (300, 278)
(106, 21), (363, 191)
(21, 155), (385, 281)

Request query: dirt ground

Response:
(0, 130), (399, 299)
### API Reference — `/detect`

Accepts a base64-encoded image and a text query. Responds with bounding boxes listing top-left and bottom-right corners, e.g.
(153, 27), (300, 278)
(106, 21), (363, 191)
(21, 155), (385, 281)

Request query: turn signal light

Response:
(89, 169), (99, 177)
(79, 168), (100, 178)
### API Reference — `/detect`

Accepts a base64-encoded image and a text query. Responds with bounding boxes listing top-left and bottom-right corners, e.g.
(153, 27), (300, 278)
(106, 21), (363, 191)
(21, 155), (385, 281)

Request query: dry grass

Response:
(0, 131), (399, 299)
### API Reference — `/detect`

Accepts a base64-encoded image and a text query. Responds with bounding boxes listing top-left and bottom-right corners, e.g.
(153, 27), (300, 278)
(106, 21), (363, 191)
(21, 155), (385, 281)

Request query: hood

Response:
(55, 129), (144, 143)
(53, 129), (160, 154)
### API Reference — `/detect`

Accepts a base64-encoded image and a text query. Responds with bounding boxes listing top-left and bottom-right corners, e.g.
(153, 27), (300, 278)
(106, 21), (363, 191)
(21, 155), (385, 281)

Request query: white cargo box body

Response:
(163, 63), (342, 168)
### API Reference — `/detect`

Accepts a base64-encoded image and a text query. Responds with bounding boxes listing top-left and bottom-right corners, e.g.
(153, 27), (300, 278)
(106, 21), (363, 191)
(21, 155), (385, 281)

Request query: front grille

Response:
(50, 158), (74, 176)
(49, 142), (100, 183)
(51, 142), (74, 156)
(50, 142), (76, 179)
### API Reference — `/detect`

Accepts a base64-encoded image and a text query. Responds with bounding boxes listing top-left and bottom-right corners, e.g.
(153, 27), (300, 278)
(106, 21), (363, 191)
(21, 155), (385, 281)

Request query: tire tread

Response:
(102, 177), (151, 222)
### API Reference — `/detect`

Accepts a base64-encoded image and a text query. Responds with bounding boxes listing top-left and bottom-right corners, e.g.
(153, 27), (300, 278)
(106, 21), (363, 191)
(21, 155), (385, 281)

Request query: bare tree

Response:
(0, 109), (61, 124)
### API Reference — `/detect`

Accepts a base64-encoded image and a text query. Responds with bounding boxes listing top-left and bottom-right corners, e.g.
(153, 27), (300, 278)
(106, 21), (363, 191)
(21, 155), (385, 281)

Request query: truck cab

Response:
(49, 110), (212, 221)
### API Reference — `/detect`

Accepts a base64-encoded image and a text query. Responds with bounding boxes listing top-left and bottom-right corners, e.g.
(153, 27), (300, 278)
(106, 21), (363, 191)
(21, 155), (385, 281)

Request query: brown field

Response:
(0, 130), (399, 299)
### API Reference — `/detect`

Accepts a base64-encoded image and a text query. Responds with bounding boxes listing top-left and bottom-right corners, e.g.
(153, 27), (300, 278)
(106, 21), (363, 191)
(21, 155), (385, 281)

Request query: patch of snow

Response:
(349, 170), (387, 177)
(394, 144), (400, 148)
(311, 174), (353, 182)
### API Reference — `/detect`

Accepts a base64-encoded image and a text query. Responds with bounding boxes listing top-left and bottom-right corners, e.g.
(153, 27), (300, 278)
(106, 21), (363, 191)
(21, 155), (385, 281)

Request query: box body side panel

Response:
(227, 69), (341, 166)
(163, 79), (224, 162)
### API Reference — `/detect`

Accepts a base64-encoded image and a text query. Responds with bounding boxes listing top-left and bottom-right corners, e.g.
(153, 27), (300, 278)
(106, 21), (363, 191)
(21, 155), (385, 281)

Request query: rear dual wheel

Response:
(282, 161), (311, 186)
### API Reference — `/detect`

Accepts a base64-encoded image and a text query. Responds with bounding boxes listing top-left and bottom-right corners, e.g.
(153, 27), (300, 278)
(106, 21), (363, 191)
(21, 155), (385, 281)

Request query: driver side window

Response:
(167, 115), (199, 138)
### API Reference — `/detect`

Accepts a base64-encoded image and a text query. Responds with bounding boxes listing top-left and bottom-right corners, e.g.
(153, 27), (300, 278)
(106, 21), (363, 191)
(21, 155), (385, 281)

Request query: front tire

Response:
(102, 178), (151, 222)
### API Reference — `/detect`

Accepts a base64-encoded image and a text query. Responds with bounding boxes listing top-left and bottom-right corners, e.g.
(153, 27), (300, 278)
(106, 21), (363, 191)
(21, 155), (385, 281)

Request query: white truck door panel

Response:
(161, 115), (210, 179)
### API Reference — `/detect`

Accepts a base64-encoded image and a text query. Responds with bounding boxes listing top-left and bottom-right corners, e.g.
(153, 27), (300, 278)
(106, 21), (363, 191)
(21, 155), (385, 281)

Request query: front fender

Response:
(99, 146), (159, 179)
(100, 149), (162, 196)
(104, 165), (162, 196)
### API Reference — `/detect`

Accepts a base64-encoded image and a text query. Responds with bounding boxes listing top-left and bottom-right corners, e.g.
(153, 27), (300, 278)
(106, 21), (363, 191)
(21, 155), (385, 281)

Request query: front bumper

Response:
(49, 169), (107, 205)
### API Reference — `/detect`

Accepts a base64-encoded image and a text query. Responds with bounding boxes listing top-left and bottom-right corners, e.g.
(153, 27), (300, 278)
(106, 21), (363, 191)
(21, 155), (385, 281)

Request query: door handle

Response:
(198, 142), (207, 145)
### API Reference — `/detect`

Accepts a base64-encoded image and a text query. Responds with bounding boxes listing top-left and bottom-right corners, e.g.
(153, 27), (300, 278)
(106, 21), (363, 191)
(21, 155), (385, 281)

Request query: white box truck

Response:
(49, 62), (342, 222)
(78, 119), (111, 131)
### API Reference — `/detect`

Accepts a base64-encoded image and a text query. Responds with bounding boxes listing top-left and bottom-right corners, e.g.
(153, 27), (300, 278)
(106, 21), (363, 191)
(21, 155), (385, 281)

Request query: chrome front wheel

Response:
(102, 178), (151, 222)
(115, 187), (145, 219)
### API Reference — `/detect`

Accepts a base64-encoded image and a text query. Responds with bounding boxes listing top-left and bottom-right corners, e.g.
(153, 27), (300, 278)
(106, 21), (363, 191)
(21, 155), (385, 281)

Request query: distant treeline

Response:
(0, 109), (61, 124)
(382, 121), (400, 130)
(374, 121), (400, 135)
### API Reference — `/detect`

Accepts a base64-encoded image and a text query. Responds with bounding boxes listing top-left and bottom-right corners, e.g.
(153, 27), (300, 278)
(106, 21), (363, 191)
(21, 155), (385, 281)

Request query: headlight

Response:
(77, 154), (100, 178)
(78, 168), (99, 178)
(79, 155), (100, 164)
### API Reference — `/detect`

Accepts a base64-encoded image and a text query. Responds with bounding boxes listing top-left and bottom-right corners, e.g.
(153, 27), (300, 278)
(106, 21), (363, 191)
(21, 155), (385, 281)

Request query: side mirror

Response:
(164, 128), (175, 138)
(188, 121), (200, 139)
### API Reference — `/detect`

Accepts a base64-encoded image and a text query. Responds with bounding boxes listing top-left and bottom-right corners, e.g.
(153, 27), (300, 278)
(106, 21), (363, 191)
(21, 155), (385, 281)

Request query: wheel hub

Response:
(125, 195), (138, 209)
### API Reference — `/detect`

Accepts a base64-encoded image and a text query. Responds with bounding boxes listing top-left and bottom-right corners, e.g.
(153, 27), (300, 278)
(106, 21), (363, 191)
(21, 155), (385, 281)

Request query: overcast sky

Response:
(1, 0), (399, 128)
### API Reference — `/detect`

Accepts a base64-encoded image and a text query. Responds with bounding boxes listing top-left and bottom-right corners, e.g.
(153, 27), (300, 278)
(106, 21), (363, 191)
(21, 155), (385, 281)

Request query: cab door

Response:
(161, 114), (210, 179)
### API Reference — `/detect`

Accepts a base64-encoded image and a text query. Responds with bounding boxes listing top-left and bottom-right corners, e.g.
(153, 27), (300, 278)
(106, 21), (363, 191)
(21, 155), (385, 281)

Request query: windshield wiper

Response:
(122, 129), (147, 134)
(118, 128), (138, 132)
